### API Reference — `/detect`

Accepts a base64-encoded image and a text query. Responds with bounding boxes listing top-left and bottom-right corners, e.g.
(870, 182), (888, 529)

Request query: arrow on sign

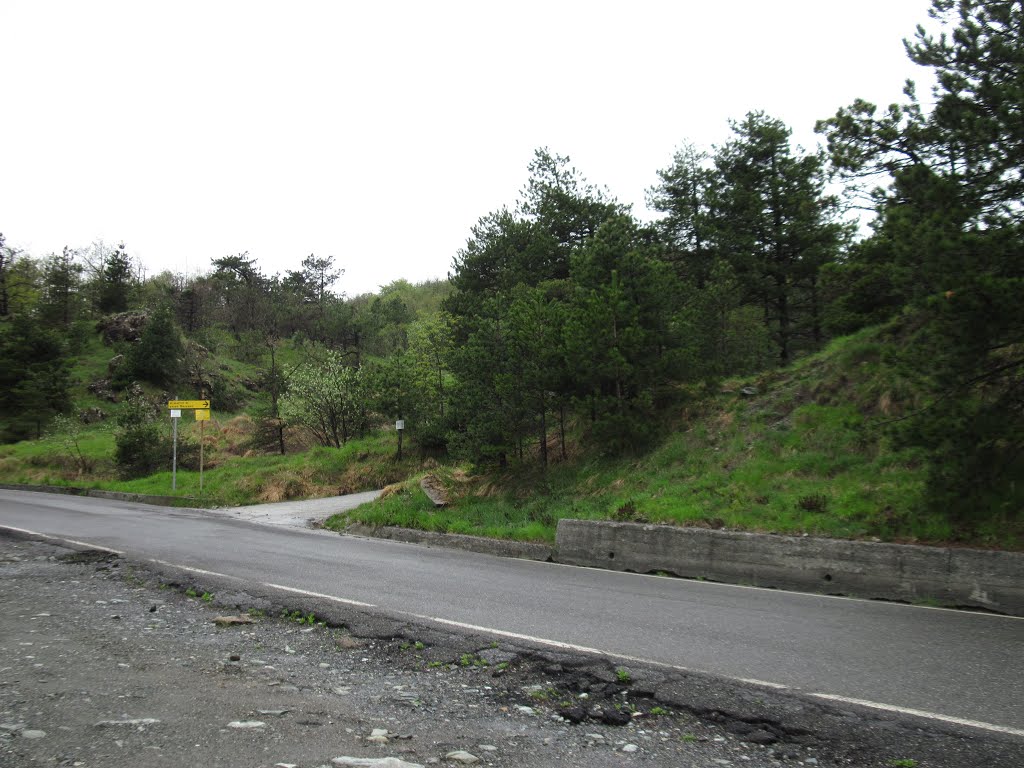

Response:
(167, 400), (210, 410)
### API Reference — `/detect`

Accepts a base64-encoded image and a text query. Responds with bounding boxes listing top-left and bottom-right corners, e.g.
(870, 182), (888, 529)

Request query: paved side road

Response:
(208, 490), (383, 528)
(2, 535), (1022, 768)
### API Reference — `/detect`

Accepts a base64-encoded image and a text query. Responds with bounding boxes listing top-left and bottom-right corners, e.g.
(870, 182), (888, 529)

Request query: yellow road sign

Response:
(168, 399), (210, 410)
(195, 409), (211, 421)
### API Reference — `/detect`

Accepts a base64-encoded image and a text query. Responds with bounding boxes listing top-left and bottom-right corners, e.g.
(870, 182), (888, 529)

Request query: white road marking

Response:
(407, 613), (1021, 737)
(810, 693), (1024, 738)
(148, 559), (242, 580)
(3, 523), (1021, 738)
(415, 614), (792, 687)
(736, 677), (792, 690)
(0, 526), (124, 554)
(410, 614), (616, 656)
(262, 582), (376, 608)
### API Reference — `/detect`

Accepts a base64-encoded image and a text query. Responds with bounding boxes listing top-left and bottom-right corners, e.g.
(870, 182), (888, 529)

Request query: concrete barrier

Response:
(0, 483), (193, 508)
(555, 519), (1024, 616)
(346, 523), (554, 562)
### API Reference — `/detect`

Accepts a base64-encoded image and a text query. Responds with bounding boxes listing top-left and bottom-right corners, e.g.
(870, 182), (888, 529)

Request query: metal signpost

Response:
(396, 419), (405, 460)
(169, 409), (181, 490)
(195, 408), (210, 494)
(167, 400), (212, 495)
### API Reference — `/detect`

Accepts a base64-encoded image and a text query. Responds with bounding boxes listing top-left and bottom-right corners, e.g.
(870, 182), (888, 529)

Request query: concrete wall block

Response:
(347, 523), (554, 562)
(554, 519), (1024, 616)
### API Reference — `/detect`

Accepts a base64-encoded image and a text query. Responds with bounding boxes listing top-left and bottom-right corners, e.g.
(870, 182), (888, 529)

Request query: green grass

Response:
(331, 326), (1019, 550)
(0, 418), (417, 507)
(115, 432), (419, 506)
(0, 329), (416, 503)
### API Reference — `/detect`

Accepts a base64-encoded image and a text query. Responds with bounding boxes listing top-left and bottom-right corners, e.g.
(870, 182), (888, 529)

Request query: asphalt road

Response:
(1, 489), (1021, 736)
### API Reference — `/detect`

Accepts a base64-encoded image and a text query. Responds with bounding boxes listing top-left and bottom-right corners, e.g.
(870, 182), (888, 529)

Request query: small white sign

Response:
(396, 420), (405, 430)
(170, 409), (182, 418)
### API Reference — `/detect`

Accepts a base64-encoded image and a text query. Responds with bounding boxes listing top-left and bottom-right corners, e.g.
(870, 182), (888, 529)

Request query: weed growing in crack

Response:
(282, 610), (318, 625)
(122, 568), (146, 587)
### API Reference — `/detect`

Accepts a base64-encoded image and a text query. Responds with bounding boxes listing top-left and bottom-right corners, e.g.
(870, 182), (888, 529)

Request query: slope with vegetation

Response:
(1, 1), (1020, 551)
(335, 320), (1021, 549)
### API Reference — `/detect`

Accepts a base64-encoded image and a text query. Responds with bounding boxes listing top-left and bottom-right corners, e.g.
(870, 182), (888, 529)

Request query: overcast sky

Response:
(2, 1), (936, 297)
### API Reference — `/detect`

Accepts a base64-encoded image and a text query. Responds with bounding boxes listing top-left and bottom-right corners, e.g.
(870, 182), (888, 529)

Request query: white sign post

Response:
(167, 400), (211, 495)
(195, 409), (210, 495)
(396, 419), (405, 461)
(170, 410), (181, 490)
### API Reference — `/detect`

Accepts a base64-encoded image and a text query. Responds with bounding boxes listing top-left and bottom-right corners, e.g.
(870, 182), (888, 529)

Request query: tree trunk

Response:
(559, 403), (567, 461)
(436, 351), (445, 420)
(810, 272), (823, 347)
(776, 274), (791, 366)
(538, 393), (548, 468)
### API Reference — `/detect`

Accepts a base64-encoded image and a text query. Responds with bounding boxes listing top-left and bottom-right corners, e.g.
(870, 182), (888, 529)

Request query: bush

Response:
(114, 420), (167, 478)
(112, 389), (199, 478)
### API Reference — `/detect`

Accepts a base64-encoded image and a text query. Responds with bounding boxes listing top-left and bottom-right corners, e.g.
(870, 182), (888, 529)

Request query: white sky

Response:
(2, 1), (936, 297)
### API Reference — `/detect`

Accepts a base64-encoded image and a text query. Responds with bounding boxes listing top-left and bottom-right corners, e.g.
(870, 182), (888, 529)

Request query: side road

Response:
(1, 533), (1021, 768)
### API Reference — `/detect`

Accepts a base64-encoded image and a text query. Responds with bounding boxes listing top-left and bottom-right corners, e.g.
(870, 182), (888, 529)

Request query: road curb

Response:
(0, 482), (194, 508)
(344, 522), (554, 561)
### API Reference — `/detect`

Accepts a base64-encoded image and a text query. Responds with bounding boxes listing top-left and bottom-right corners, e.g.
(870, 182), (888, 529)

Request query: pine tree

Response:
(121, 306), (185, 388)
(38, 247), (84, 328)
(0, 316), (72, 440)
(97, 243), (132, 314)
(710, 112), (845, 364)
(818, 0), (1024, 527)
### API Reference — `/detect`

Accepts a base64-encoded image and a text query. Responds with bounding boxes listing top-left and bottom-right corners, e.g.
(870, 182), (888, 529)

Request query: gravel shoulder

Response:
(1, 534), (1020, 768)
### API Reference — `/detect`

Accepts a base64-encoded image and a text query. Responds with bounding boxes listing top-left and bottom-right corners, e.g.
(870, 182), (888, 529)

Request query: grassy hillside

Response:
(0, 327), (422, 506)
(328, 326), (1020, 550)
(0, 278), (456, 505)
(2, 321), (1018, 550)
(0, 412), (423, 507)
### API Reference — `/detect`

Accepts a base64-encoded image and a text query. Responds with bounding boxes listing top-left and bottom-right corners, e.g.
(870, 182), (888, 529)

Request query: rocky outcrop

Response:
(96, 311), (149, 345)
